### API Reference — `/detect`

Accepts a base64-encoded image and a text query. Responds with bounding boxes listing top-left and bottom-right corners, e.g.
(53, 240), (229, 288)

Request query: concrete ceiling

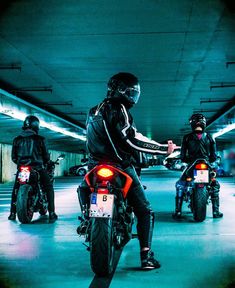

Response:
(0, 0), (234, 152)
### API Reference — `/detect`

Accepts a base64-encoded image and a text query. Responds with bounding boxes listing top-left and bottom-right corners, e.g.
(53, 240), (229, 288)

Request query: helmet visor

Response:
(124, 85), (140, 104)
(190, 115), (206, 130)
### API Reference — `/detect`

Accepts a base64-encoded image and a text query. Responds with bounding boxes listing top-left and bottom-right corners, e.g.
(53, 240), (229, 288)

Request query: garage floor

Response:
(0, 168), (234, 288)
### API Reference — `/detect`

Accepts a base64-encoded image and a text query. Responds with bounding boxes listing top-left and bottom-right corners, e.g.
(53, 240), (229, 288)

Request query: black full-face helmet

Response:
(22, 115), (40, 133)
(107, 72), (140, 108)
(189, 113), (206, 132)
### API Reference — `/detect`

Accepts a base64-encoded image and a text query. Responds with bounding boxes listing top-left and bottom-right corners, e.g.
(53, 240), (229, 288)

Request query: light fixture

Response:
(213, 123), (235, 138)
(0, 106), (86, 141)
(40, 119), (86, 141)
(0, 107), (27, 121)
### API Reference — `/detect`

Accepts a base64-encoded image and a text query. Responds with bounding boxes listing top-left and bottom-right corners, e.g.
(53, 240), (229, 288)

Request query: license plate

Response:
(18, 171), (30, 182)
(89, 193), (114, 218)
(194, 170), (209, 183)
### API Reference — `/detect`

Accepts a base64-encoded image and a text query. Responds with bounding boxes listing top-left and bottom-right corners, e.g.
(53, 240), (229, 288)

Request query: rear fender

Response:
(85, 165), (133, 199)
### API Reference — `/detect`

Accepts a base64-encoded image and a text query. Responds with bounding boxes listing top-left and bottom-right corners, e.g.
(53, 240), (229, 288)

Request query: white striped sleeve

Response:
(120, 104), (168, 154)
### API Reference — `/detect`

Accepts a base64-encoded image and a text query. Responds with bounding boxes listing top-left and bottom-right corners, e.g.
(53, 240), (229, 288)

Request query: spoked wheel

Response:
(16, 185), (34, 224)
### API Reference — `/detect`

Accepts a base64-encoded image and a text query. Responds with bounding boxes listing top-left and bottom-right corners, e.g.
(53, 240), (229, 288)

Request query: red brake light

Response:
(97, 167), (114, 179)
(20, 166), (31, 173)
(195, 163), (208, 170)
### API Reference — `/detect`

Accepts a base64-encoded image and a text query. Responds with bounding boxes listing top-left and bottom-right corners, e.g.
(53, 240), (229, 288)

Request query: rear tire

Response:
(193, 186), (208, 222)
(16, 185), (34, 224)
(90, 218), (115, 276)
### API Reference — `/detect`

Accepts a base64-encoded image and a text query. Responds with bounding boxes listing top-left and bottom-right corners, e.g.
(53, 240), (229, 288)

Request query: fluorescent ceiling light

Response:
(213, 123), (235, 138)
(0, 106), (86, 141)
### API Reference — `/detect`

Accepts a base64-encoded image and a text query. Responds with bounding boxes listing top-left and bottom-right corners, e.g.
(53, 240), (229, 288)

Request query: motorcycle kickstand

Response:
(82, 242), (90, 251)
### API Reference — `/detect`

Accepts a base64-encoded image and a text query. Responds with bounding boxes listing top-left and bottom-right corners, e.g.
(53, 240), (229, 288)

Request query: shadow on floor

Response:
(154, 211), (196, 223)
(89, 249), (123, 288)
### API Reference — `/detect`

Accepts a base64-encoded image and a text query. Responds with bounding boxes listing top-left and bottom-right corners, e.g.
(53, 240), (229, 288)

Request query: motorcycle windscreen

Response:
(193, 169), (209, 183)
(89, 193), (114, 218)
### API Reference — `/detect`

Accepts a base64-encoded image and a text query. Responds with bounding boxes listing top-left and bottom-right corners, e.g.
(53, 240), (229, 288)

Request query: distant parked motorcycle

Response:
(77, 164), (135, 276)
(182, 158), (217, 222)
(16, 154), (65, 224)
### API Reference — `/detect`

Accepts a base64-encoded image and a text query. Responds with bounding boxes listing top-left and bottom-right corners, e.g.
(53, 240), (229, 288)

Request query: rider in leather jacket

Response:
(78, 72), (175, 270)
(172, 113), (223, 219)
(8, 115), (58, 222)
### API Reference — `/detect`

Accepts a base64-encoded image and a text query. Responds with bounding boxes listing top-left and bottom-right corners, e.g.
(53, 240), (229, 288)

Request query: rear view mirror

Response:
(58, 154), (65, 161)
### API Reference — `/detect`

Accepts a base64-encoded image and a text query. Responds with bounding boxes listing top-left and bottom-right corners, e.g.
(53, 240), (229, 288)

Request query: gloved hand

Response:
(46, 160), (55, 170)
(167, 140), (176, 154)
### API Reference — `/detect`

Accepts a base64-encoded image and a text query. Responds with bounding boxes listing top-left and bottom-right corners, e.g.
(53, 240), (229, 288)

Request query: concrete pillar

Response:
(1, 144), (17, 182)
(0, 144), (2, 183)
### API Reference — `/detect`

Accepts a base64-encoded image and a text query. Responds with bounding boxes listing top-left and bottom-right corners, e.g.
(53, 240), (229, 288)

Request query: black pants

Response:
(10, 168), (55, 213)
(78, 165), (154, 249)
(175, 168), (221, 214)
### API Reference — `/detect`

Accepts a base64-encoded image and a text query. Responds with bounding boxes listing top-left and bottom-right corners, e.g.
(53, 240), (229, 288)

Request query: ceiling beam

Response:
(206, 95), (235, 129)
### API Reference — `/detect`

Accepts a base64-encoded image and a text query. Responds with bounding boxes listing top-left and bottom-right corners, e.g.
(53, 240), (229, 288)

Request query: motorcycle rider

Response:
(172, 113), (223, 219)
(8, 115), (58, 222)
(78, 72), (175, 270)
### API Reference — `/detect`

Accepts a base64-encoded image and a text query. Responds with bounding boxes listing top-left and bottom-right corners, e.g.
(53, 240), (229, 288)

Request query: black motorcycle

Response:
(182, 158), (216, 222)
(16, 154), (65, 224)
(77, 164), (135, 276)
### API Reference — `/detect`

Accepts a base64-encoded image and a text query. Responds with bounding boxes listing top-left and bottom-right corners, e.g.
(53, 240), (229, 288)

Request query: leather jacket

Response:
(86, 99), (168, 168)
(180, 131), (217, 164)
(12, 129), (50, 167)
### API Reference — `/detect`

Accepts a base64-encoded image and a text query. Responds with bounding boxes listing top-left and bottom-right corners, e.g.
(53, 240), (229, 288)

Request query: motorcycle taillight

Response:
(97, 188), (109, 194)
(18, 166), (31, 183)
(19, 166), (31, 173)
(97, 167), (114, 179)
(195, 163), (208, 170)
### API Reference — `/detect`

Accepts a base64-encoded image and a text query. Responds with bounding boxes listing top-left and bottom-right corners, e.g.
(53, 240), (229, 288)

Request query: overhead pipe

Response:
(11, 86), (53, 93)
(226, 61), (235, 68)
(0, 64), (21, 71)
(34, 102), (73, 107)
(200, 98), (232, 104)
(206, 95), (235, 128)
(210, 82), (235, 90)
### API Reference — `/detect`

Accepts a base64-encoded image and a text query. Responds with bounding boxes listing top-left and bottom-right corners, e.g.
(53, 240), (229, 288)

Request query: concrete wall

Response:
(48, 149), (83, 177)
(0, 143), (83, 183)
(1, 144), (17, 183)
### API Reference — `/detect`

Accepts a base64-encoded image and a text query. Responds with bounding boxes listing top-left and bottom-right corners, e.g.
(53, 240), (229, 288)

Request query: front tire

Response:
(90, 218), (115, 276)
(16, 185), (34, 224)
(193, 186), (208, 222)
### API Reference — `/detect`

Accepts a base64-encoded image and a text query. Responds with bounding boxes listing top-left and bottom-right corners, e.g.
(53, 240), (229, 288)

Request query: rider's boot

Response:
(211, 197), (223, 218)
(141, 249), (161, 270)
(172, 196), (183, 219)
(8, 202), (16, 221)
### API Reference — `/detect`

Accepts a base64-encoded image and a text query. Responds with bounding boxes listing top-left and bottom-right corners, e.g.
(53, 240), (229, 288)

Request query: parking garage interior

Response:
(0, 1), (235, 287)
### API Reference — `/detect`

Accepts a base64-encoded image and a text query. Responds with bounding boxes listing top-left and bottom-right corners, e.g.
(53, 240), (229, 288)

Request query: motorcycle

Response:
(77, 164), (135, 276)
(16, 154), (65, 224)
(182, 158), (216, 222)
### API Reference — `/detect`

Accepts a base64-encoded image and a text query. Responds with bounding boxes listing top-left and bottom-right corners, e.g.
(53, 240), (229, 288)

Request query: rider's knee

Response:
(175, 180), (186, 197)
